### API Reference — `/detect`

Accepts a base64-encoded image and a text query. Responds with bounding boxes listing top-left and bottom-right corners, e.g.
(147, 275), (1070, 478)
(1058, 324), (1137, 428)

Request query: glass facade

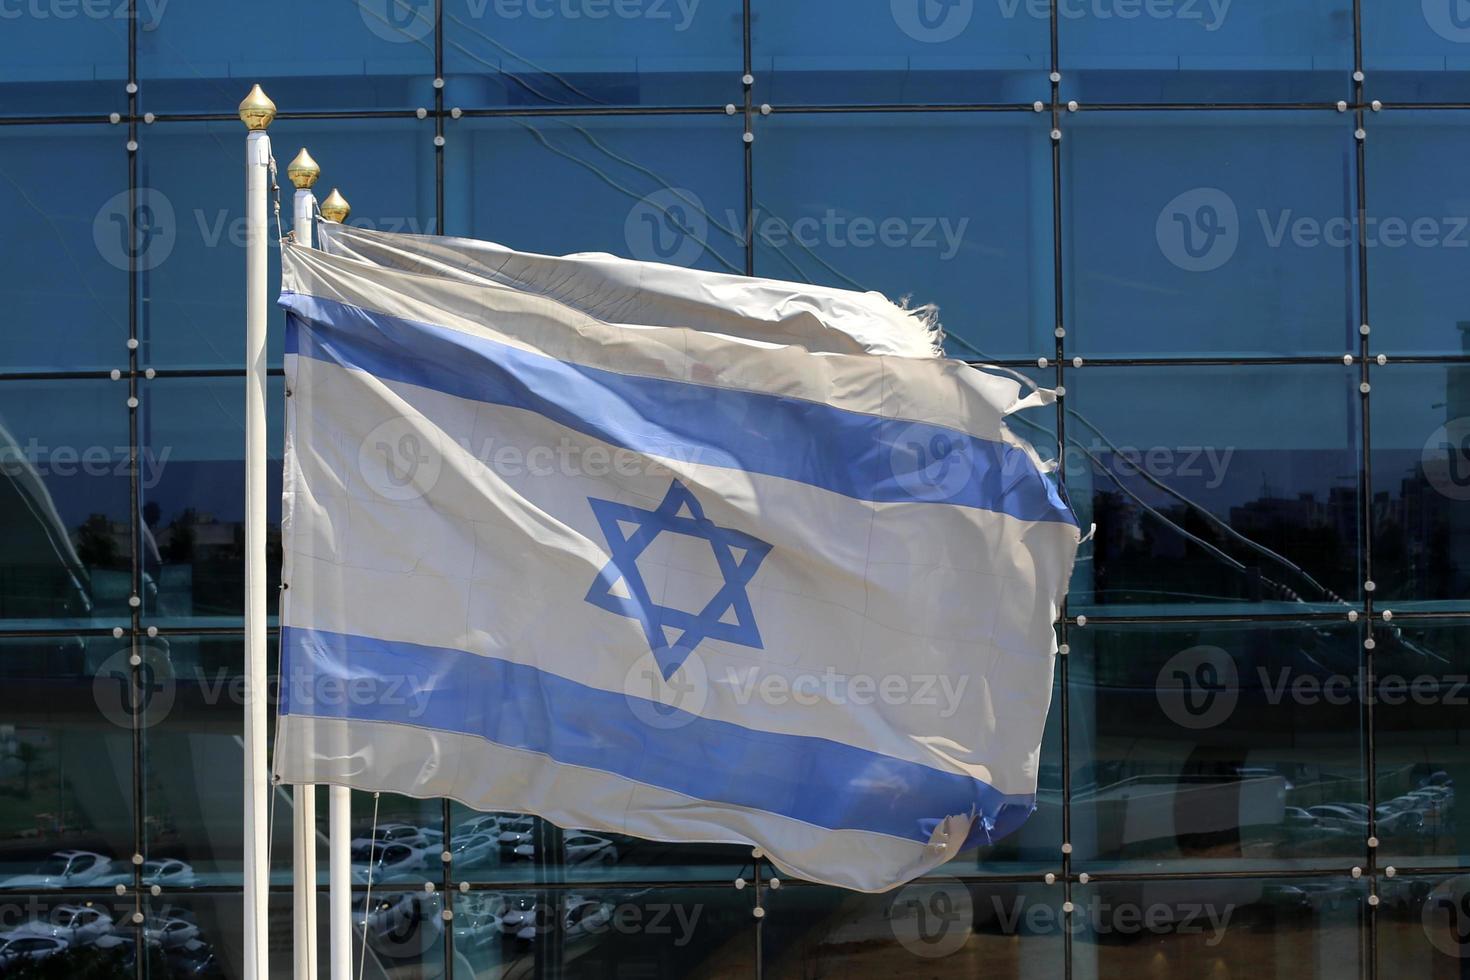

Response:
(1, 1), (1468, 977)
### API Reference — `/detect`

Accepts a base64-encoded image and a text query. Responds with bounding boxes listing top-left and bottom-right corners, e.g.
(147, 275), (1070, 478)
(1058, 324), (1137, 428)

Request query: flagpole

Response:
(239, 83), (275, 980)
(286, 147), (322, 980)
(316, 185), (354, 980)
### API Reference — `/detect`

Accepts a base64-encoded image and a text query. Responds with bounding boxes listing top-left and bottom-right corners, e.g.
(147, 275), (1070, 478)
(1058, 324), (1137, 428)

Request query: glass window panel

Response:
(0, 635), (135, 884)
(1060, 1), (1353, 104)
(137, 0), (433, 113)
(1065, 364), (1361, 615)
(1362, 0), (1470, 103)
(453, 885), (756, 976)
(1363, 111), (1470, 356)
(0, 892), (136, 976)
(762, 881), (1063, 977)
(0, 9), (126, 116)
(1379, 873), (1470, 969)
(1064, 111), (1359, 357)
(1370, 363), (1470, 609)
(1373, 621), (1468, 866)
(0, 380), (129, 630)
(138, 376), (283, 627)
(1070, 623), (1365, 872)
(753, 112), (1054, 360)
(444, 0), (743, 108)
(138, 119), (434, 370)
(750, 0), (1049, 105)
(444, 114), (746, 272)
(0, 126), (128, 373)
(1071, 876), (1365, 979)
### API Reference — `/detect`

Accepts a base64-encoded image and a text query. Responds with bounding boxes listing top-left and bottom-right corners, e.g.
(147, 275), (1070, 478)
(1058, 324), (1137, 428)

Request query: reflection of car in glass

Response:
(452, 903), (506, 953)
(563, 898), (614, 941)
(498, 894), (539, 936)
(352, 841), (431, 883)
(14, 904), (113, 945)
(351, 823), (442, 853)
(144, 917), (201, 950)
(454, 814), (506, 839)
(0, 850), (113, 889)
(95, 857), (199, 889)
(511, 833), (618, 867)
(356, 892), (444, 959)
(167, 938), (218, 977)
(0, 933), (69, 967)
(496, 818), (537, 851)
(450, 833), (497, 868)
(1305, 805), (1366, 834)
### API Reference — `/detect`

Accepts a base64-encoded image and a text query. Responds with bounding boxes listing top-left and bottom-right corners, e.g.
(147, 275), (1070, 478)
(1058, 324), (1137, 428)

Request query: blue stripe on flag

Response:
(280, 293), (1075, 527)
(280, 626), (1035, 846)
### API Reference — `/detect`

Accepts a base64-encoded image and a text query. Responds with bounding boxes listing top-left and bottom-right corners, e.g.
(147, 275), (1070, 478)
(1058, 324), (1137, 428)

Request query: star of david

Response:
(585, 480), (772, 680)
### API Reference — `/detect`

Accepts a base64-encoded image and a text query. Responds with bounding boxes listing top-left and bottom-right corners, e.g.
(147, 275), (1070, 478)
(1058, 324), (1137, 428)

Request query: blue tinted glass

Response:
(1371, 363), (1470, 609)
(445, 115), (745, 273)
(0, 6), (126, 116)
(1071, 877), (1365, 978)
(1363, 0), (1470, 103)
(0, 381), (129, 630)
(137, 0), (433, 112)
(0, 634), (135, 882)
(764, 881), (1063, 975)
(0, 126), (127, 372)
(138, 377), (283, 627)
(965, 670), (1063, 872)
(137, 119), (434, 370)
(751, 0), (1049, 104)
(1373, 622), (1467, 866)
(1065, 111), (1358, 356)
(1070, 623), (1365, 872)
(1067, 364), (1361, 614)
(445, 0), (743, 108)
(1060, 1), (1353, 103)
(1364, 111), (1470, 355)
(753, 112), (1054, 360)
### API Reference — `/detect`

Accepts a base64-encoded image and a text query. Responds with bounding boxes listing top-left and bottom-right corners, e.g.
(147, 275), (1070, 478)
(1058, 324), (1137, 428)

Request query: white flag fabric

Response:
(274, 242), (1078, 892)
(317, 221), (945, 359)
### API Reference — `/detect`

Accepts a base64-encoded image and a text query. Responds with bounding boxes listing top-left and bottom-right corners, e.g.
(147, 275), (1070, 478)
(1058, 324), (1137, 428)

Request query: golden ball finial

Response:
(287, 148), (321, 190)
(238, 84), (277, 131)
(320, 188), (351, 223)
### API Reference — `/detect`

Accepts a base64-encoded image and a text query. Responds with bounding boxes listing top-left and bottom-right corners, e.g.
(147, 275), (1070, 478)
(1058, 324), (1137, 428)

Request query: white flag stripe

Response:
(318, 221), (945, 359)
(284, 353), (1069, 794)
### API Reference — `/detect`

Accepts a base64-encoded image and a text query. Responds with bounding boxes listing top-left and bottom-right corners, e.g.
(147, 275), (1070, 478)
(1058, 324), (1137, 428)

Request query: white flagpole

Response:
(316, 185), (354, 980)
(239, 83), (275, 980)
(286, 147), (322, 980)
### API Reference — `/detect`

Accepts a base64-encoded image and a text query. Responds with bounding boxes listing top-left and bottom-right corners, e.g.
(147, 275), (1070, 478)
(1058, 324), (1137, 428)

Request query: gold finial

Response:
(320, 188), (351, 223)
(287, 148), (321, 190)
(238, 84), (277, 131)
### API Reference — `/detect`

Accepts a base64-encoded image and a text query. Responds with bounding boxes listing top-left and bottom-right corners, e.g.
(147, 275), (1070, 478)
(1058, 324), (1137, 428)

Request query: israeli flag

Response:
(274, 243), (1078, 892)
